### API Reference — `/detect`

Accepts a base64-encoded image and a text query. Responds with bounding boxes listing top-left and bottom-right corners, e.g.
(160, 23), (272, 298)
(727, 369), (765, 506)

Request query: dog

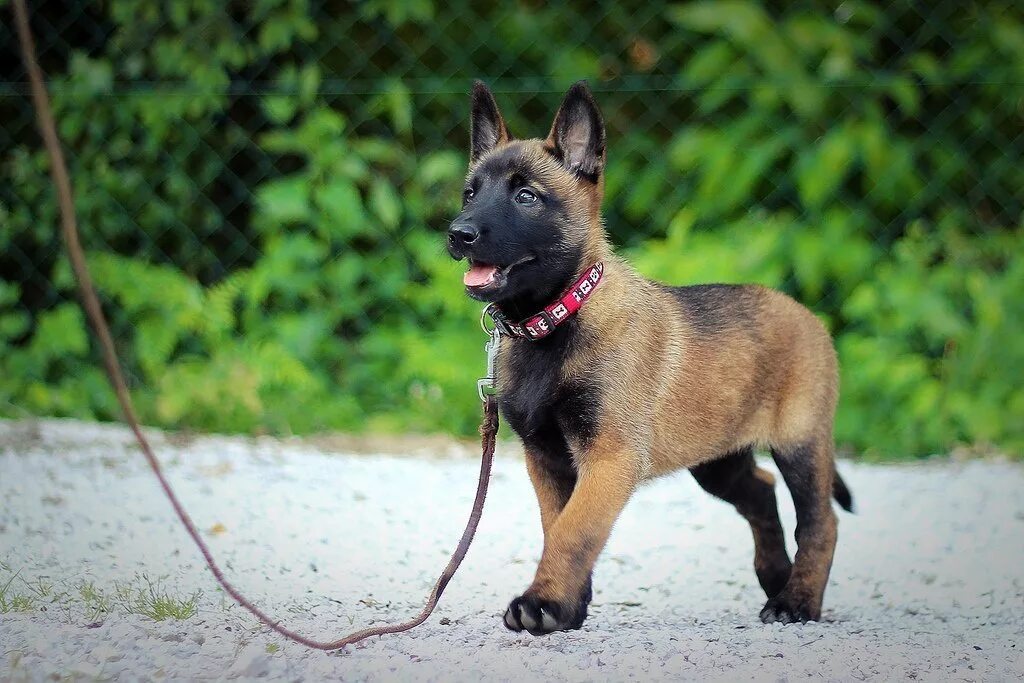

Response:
(446, 80), (853, 635)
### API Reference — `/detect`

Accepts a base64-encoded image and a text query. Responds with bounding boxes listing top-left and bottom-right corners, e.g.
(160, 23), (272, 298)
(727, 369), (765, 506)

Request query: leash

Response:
(13, 0), (499, 651)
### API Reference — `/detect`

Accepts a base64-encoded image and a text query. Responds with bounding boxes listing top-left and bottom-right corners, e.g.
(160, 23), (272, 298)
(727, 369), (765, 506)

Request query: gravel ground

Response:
(1, 418), (1022, 681)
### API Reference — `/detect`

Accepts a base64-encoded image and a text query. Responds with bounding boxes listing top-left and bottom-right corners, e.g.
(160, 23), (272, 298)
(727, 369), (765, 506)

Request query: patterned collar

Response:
(486, 263), (604, 340)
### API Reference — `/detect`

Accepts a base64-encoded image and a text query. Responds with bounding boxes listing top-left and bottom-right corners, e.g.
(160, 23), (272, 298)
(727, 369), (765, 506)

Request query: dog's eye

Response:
(462, 188), (475, 204)
(515, 188), (537, 205)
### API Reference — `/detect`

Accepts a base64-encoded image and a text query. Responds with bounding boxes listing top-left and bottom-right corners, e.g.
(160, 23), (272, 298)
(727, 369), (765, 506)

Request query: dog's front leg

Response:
(504, 446), (639, 634)
(524, 448), (576, 534)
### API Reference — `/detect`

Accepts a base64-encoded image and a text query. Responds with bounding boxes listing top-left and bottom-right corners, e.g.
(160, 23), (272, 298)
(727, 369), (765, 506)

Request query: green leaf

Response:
(887, 76), (921, 116)
(137, 316), (180, 376)
(263, 95), (297, 124)
(417, 151), (463, 186)
(315, 179), (367, 238)
(0, 312), (29, 340)
(256, 176), (311, 225)
(385, 81), (413, 137)
(33, 304), (88, 360)
(683, 42), (737, 86)
(797, 127), (856, 209)
(369, 178), (402, 229)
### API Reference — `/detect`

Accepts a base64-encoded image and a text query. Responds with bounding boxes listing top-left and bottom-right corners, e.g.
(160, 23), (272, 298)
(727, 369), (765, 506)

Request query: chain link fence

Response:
(2, 0), (1022, 456)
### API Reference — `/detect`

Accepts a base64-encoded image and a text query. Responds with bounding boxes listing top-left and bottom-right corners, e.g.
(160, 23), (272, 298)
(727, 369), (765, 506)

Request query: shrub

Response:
(1, 0), (1020, 457)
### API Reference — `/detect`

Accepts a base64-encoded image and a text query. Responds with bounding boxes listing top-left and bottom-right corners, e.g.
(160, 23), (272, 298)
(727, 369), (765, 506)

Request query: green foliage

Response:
(1, 1), (1021, 458)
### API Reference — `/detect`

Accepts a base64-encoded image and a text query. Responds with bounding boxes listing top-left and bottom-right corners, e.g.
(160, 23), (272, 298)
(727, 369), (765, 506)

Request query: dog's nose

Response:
(448, 223), (479, 247)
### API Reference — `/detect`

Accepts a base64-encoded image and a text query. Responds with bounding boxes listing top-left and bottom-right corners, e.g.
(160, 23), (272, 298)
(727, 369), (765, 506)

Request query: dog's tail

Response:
(833, 470), (854, 513)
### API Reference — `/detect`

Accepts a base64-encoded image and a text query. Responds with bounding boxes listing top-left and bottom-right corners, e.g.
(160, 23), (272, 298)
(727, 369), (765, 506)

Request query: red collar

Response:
(487, 263), (604, 340)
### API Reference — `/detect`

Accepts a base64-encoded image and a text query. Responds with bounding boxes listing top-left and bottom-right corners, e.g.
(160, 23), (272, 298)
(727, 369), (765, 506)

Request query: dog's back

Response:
(658, 281), (839, 473)
(558, 262), (837, 477)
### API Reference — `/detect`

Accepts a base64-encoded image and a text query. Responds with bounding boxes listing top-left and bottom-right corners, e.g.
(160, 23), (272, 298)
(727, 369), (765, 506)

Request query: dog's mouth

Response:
(463, 256), (534, 297)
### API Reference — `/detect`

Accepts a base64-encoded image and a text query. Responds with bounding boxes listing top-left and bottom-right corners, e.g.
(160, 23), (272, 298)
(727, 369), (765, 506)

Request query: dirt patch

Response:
(2, 418), (1022, 680)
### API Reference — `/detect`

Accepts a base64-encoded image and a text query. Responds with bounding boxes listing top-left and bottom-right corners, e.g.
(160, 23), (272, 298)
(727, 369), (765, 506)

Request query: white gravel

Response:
(1, 418), (1022, 681)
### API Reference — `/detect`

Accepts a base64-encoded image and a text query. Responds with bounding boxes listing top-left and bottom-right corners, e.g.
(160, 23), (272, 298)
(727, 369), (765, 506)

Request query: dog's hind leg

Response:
(761, 438), (839, 623)
(690, 447), (792, 598)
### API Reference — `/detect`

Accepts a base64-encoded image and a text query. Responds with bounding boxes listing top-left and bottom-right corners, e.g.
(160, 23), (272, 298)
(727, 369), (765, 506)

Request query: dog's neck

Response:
(497, 234), (617, 329)
(498, 279), (580, 322)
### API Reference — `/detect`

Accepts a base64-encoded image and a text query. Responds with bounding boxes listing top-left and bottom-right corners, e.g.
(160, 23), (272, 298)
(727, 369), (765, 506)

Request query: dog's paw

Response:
(759, 592), (820, 624)
(502, 594), (587, 635)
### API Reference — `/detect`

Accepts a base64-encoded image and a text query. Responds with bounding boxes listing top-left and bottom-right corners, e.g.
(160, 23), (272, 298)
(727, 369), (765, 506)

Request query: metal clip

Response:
(480, 303), (513, 337)
(478, 307), (502, 402)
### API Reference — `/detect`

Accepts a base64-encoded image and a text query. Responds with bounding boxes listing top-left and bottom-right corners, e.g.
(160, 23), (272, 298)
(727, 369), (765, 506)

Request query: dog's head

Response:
(448, 81), (607, 310)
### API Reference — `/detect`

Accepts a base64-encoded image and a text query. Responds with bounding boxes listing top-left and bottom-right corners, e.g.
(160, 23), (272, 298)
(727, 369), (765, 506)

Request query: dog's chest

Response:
(496, 335), (601, 457)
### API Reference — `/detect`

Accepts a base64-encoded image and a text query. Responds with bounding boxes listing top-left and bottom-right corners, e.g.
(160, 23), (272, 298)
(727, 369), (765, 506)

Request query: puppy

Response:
(447, 81), (852, 635)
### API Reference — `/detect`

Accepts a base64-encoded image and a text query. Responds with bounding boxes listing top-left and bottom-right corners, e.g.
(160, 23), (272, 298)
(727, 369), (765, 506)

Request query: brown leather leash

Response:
(13, 0), (498, 651)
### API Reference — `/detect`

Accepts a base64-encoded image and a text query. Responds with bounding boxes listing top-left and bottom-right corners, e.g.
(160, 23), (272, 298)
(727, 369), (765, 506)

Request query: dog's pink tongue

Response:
(464, 263), (498, 287)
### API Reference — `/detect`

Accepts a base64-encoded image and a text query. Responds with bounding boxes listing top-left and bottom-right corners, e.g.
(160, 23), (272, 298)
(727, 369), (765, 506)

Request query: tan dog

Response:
(446, 80), (852, 635)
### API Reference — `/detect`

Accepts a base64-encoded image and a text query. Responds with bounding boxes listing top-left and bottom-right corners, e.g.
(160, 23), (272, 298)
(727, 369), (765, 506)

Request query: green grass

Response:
(114, 575), (200, 621)
(0, 563), (200, 622)
(78, 580), (112, 620)
(0, 564), (36, 614)
(0, 591), (36, 613)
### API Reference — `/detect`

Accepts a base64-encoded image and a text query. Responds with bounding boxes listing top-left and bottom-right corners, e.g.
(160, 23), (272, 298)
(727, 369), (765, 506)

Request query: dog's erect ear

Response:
(470, 81), (512, 162)
(547, 81), (606, 180)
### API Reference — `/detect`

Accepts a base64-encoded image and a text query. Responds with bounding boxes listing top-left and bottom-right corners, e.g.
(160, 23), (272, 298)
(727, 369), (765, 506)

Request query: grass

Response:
(0, 564), (36, 614)
(78, 580), (112, 621)
(114, 575), (200, 621)
(0, 562), (200, 622)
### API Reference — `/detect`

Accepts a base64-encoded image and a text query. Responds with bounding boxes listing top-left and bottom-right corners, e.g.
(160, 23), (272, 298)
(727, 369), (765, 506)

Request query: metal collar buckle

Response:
(482, 303), (514, 337)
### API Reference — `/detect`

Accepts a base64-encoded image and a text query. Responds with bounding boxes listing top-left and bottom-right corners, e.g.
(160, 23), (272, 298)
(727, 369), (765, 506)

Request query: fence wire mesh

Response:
(1, 0), (1022, 456)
